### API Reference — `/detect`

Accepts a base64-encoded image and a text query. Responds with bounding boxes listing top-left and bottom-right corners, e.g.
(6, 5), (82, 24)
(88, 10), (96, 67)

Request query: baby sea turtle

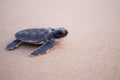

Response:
(6, 27), (68, 56)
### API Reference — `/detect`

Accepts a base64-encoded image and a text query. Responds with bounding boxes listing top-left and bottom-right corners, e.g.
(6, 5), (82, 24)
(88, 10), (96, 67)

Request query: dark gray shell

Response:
(15, 28), (49, 42)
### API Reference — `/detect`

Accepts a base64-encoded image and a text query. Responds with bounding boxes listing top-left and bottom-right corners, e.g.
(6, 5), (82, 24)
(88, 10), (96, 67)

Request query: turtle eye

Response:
(54, 31), (64, 38)
(58, 31), (64, 35)
(54, 28), (68, 39)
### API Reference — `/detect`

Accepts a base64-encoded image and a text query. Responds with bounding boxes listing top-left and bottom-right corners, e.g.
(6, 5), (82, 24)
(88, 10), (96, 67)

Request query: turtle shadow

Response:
(17, 43), (42, 50)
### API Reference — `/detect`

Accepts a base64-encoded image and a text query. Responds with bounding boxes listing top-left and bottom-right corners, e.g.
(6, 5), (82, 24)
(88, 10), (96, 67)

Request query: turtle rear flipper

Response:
(6, 39), (22, 50)
(30, 40), (54, 56)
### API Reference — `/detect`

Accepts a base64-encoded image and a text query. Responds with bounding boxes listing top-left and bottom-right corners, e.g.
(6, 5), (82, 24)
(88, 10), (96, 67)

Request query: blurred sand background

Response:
(0, 0), (120, 80)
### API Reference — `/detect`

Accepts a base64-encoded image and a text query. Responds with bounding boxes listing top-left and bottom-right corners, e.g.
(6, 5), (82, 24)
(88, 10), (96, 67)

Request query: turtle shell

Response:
(15, 28), (49, 42)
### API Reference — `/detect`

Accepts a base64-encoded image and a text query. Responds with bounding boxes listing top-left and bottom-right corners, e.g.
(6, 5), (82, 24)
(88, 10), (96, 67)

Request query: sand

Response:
(0, 0), (120, 80)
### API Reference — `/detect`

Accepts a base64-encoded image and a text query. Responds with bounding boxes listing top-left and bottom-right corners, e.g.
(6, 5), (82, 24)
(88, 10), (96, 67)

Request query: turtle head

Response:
(53, 27), (68, 39)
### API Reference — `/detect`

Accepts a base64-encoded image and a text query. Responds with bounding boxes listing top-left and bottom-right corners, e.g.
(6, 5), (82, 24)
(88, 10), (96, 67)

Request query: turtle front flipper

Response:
(6, 39), (22, 50)
(30, 40), (55, 56)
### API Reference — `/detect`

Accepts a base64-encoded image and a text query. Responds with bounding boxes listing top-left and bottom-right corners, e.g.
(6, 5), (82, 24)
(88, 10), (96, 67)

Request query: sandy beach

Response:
(0, 0), (120, 80)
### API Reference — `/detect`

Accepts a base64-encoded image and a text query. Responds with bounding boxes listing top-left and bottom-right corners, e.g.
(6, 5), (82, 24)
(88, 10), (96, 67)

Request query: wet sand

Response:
(0, 0), (120, 80)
